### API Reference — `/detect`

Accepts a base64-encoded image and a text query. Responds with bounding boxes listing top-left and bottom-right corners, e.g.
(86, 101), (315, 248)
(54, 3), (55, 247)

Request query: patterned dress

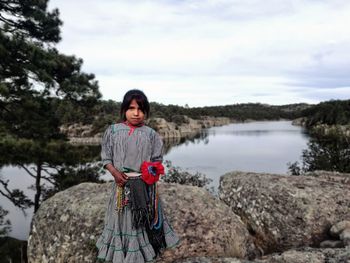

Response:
(96, 123), (179, 262)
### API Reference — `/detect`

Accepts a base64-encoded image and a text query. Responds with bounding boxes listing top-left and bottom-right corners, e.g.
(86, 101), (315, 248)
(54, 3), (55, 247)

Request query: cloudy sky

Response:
(49, 0), (350, 107)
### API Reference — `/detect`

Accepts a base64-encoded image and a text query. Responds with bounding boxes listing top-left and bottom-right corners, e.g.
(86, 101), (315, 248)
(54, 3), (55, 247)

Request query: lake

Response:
(164, 120), (309, 188)
(0, 120), (309, 240)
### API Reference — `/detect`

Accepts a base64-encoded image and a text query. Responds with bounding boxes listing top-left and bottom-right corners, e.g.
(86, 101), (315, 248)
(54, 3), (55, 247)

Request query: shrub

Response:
(162, 160), (212, 188)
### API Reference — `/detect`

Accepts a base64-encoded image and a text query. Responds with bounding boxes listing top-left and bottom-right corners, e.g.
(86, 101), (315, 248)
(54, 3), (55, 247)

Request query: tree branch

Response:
(17, 163), (36, 178)
(0, 179), (11, 199)
(41, 176), (55, 185)
(41, 168), (56, 185)
(0, 179), (29, 213)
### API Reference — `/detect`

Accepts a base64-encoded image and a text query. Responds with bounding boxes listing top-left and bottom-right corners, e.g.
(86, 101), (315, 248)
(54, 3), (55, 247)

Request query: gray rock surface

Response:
(340, 229), (350, 247)
(27, 183), (107, 263)
(174, 248), (350, 263)
(174, 257), (249, 263)
(27, 182), (256, 262)
(219, 171), (350, 254)
(330, 221), (350, 237)
(157, 183), (257, 262)
(151, 116), (231, 139)
(256, 247), (350, 263)
(319, 240), (344, 248)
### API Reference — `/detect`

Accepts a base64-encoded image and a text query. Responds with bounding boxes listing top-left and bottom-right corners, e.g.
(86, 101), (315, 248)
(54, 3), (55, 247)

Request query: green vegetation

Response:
(0, 2), (104, 261)
(0, 0), (102, 215)
(49, 98), (350, 138)
(0, 207), (10, 237)
(288, 99), (350, 175)
(162, 160), (212, 188)
(301, 99), (350, 127)
(288, 126), (350, 175)
(53, 100), (309, 134)
(0, 237), (26, 263)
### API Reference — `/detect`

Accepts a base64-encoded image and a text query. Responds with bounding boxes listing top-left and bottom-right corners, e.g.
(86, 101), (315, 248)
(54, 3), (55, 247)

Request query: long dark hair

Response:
(120, 89), (150, 121)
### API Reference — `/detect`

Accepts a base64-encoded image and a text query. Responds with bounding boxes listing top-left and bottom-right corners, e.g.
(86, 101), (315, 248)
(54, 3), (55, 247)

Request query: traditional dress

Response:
(96, 123), (179, 262)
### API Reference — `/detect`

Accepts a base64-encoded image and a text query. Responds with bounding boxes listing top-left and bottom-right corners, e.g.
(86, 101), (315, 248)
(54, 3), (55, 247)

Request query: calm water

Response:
(0, 121), (309, 240)
(164, 120), (309, 188)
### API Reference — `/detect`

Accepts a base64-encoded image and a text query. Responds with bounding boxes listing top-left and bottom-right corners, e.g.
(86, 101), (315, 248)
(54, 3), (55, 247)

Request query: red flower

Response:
(140, 161), (164, 185)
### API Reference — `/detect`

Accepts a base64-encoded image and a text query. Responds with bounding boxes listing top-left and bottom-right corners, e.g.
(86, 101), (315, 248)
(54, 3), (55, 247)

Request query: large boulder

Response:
(27, 182), (257, 262)
(27, 182), (107, 263)
(219, 171), (350, 254)
(158, 183), (257, 262)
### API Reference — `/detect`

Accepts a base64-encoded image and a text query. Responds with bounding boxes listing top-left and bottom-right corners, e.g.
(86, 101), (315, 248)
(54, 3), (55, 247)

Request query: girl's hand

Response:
(113, 171), (128, 187)
(105, 164), (128, 187)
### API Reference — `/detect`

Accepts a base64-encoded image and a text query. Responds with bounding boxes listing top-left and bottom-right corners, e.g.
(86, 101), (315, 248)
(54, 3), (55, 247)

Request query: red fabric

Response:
(123, 121), (144, 135)
(140, 161), (164, 185)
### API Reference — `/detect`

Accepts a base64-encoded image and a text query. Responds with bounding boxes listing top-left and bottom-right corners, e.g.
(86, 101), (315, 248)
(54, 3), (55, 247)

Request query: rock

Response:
(27, 182), (257, 262)
(60, 123), (95, 138)
(291, 117), (307, 127)
(157, 183), (257, 262)
(69, 137), (101, 145)
(305, 170), (350, 185)
(330, 221), (350, 237)
(173, 257), (250, 263)
(311, 124), (350, 139)
(172, 248), (350, 263)
(27, 183), (108, 263)
(61, 116), (232, 144)
(340, 228), (350, 247)
(150, 117), (231, 139)
(256, 247), (350, 263)
(319, 240), (344, 248)
(219, 171), (350, 254)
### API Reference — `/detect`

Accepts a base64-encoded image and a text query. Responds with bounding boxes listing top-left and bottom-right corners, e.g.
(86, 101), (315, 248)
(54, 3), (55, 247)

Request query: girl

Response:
(96, 90), (179, 262)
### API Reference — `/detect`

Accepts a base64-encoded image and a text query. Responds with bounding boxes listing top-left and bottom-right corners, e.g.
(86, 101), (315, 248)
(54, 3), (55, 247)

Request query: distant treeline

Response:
(52, 98), (350, 133)
(151, 102), (309, 121)
(54, 99), (309, 130)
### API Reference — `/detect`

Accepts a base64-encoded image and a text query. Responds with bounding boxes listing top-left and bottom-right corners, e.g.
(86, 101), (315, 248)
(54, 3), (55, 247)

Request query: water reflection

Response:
(164, 121), (310, 189)
(163, 130), (210, 154)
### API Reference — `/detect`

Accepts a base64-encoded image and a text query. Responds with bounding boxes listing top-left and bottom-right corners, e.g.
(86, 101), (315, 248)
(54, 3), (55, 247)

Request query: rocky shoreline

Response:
(292, 118), (350, 138)
(61, 116), (232, 144)
(27, 170), (350, 262)
(151, 116), (231, 139)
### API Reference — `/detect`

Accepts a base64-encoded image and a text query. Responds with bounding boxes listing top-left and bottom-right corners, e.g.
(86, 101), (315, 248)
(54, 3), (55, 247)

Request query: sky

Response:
(48, 0), (350, 107)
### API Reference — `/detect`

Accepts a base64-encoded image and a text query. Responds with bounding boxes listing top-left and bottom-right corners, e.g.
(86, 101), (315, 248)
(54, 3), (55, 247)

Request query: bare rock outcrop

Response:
(61, 116), (231, 144)
(219, 171), (350, 254)
(60, 123), (102, 144)
(151, 116), (231, 139)
(27, 182), (256, 262)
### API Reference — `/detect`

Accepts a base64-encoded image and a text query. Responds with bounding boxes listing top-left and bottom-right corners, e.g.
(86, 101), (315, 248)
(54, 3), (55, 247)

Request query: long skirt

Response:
(96, 182), (179, 262)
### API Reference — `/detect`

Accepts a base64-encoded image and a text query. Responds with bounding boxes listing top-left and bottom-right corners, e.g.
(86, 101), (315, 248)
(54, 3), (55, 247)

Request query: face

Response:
(125, 99), (145, 125)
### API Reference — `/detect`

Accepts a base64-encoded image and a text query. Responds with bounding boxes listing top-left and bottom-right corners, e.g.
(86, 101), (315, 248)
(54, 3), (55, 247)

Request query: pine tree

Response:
(0, 0), (101, 212)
